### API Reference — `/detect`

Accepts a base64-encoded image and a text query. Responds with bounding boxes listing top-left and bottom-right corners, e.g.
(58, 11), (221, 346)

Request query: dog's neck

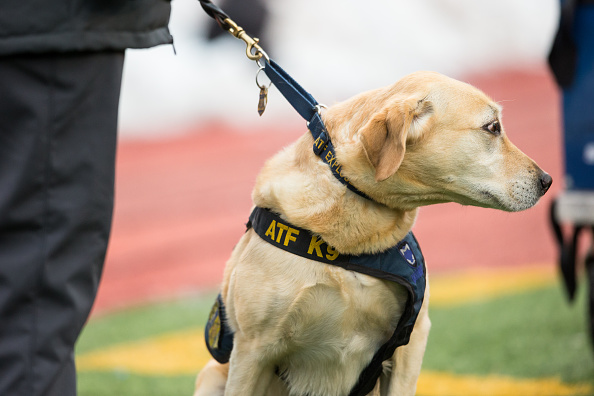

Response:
(252, 133), (417, 255)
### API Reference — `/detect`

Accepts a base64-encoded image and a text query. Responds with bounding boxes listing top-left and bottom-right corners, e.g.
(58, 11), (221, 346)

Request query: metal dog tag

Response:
(258, 86), (268, 116)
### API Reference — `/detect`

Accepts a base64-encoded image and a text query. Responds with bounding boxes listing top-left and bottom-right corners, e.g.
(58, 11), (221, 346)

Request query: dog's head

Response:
(333, 71), (551, 212)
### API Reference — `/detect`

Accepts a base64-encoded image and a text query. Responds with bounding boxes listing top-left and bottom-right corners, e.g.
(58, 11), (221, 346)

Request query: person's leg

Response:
(0, 51), (124, 396)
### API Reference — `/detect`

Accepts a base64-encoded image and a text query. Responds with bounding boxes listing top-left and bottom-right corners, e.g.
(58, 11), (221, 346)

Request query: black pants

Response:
(0, 51), (124, 396)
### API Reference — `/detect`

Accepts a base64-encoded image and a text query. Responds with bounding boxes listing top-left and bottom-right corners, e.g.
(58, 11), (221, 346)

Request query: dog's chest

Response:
(225, 229), (425, 396)
(272, 270), (407, 395)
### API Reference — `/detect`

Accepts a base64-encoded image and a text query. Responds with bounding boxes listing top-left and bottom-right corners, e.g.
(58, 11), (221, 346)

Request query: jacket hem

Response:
(0, 28), (173, 56)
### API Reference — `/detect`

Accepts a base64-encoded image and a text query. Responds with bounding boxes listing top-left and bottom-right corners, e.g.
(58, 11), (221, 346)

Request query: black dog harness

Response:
(206, 208), (426, 396)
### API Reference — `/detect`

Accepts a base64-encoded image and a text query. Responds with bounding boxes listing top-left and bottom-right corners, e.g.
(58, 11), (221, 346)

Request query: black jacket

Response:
(0, 0), (173, 56)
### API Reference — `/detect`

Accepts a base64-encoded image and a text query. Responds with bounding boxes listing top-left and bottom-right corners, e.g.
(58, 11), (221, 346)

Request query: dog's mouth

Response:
(480, 190), (508, 210)
(478, 189), (541, 212)
(436, 183), (510, 211)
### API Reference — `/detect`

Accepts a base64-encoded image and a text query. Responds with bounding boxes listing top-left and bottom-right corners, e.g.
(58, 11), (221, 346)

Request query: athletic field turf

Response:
(76, 266), (594, 396)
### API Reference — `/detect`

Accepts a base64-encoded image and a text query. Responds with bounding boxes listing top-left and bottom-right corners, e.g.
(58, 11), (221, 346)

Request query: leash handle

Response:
(198, 0), (231, 30)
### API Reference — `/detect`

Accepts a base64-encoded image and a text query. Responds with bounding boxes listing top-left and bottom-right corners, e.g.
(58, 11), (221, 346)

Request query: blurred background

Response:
(118, 0), (558, 136)
(75, 0), (594, 395)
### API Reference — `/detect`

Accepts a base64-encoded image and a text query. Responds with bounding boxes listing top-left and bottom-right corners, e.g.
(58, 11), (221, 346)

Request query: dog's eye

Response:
(483, 120), (501, 136)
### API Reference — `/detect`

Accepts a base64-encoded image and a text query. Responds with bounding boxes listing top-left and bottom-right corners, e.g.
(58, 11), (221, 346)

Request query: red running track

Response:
(92, 67), (563, 315)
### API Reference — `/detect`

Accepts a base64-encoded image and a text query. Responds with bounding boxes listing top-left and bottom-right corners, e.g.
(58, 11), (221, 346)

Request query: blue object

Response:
(562, 4), (594, 190)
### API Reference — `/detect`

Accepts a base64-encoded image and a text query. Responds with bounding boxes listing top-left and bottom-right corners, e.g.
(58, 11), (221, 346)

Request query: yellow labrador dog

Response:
(194, 71), (551, 396)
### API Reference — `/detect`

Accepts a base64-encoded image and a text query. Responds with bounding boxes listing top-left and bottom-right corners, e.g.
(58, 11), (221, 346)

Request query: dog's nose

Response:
(540, 172), (553, 194)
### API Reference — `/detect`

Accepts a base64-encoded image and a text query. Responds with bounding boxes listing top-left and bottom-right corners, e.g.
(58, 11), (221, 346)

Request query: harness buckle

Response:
(314, 104), (327, 115)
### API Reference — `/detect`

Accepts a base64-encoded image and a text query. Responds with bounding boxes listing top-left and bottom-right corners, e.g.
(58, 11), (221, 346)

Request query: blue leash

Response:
(262, 59), (373, 201)
(197, 0), (372, 200)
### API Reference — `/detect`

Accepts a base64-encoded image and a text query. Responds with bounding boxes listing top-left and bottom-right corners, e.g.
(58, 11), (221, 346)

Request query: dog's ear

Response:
(360, 97), (433, 181)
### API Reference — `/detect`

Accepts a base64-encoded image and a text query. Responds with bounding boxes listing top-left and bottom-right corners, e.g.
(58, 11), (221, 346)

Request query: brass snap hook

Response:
(223, 18), (269, 63)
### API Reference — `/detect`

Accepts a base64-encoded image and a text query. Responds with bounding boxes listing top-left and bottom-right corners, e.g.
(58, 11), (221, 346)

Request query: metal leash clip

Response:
(223, 18), (269, 63)
(220, 17), (270, 115)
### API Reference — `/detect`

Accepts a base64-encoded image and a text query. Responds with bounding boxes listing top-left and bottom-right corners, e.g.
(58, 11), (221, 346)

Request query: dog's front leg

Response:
(193, 359), (228, 396)
(385, 284), (431, 396)
(224, 337), (276, 396)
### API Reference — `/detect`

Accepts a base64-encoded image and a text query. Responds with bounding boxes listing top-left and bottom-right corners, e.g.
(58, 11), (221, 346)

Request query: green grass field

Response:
(424, 286), (593, 384)
(76, 279), (594, 396)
